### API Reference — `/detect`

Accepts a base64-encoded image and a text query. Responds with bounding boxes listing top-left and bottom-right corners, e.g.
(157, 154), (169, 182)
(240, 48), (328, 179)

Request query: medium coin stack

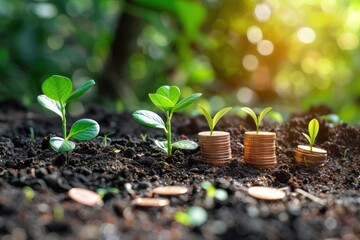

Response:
(198, 131), (232, 166)
(243, 131), (276, 168)
(294, 145), (327, 167)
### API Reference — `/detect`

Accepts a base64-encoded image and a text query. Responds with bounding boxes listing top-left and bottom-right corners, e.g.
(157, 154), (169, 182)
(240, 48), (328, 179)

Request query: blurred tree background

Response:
(0, 0), (359, 122)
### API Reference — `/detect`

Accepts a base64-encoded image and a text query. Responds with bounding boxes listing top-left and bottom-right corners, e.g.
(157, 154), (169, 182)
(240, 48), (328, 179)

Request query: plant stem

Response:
(60, 103), (67, 139)
(166, 111), (172, 155)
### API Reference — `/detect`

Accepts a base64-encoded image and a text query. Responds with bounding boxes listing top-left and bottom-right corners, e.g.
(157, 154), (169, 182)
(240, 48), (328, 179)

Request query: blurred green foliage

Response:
(0, 0), (359, 122)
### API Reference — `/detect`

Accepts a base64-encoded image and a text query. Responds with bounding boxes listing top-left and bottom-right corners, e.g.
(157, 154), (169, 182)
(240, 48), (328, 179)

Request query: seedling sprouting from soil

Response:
(132, 85), (201, 155)
(241, 107), (272, 133)
(37, 75), (100, 153)
(302, 118), (319, 151)
(199, 106), (232, 135)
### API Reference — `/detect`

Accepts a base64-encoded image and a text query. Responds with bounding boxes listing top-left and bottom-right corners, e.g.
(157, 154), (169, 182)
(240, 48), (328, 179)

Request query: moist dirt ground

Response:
(0, 100), (359, 240)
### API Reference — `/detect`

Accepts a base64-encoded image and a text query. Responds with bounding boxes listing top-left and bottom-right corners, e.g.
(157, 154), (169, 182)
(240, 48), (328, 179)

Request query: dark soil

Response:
(0, 100), (359, 240)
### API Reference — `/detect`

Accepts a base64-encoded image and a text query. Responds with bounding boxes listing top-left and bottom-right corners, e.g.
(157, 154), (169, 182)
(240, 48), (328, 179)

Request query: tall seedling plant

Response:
(37, 75), (100, 152)
(133, 85), (201, 155)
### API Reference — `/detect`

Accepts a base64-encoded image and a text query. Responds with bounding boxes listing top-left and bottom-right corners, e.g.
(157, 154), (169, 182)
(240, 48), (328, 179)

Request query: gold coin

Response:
(133, 198), (170, 207)
(296, 145), (327, 154)
(198, 131), (230, 137)
(294, 153), (327, 161)
(152, 186), (188, 196)
(248, 186), (285, 200)
(245, 131), (276, 136)
(68, 188), (103, 207)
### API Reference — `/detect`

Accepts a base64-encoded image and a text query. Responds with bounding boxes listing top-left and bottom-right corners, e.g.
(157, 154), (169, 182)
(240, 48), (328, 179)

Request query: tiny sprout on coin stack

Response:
(199, 105), (233, 135)
(302, 118), (319, 151)
(241, 107), (272, 133)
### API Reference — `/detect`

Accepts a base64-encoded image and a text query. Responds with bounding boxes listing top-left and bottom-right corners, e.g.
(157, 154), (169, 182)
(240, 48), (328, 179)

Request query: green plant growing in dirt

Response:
(174, 206), (208, 227)
(37, 75), (100, 153)
(199, 106), (233, 135)
(241, 107), (272, 133)
(302, 118), (319, 151)
(201, 181), (228, 201)
(132, 85), (201, 155)
(100, 131), (115, 147)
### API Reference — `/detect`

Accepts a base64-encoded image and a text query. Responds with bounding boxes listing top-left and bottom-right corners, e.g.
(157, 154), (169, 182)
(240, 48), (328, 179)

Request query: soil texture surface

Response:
(0, 100), (359, 240)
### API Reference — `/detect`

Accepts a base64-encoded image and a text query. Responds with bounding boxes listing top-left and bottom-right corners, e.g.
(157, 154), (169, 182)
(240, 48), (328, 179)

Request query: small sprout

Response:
(97, 188), (120, 199)
(174, 206), (208, 227)
(343, 148), (348, 159)
(133, 85), (201, 155)
(241, 107), (272, 133)
(29, 127), (35, 140)
(102, 131), (115, 147)
(302, 118), (319, 151)
(23, 186), (35, 202)
(37, 75), (100, 153)
(199, 105), (233, 135)
(201, 181), (229, 201)
(140, 133), (148, 142)
(53, 204), (64, 221)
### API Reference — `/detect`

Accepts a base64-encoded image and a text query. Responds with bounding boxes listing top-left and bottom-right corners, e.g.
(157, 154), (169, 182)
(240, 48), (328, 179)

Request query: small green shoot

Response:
(97, 188), (120, 199)
(302, 118), (319, 151)
(140, 133), (148, 142)
(102, 131), (115, 147)
(29, 127), (35, 140)
(174, 206), (208, 227)
(37, 75), (100, 153)
(132, 85), (201, 155)
(241, 107), (272, 133)
(199, 105), (233, 135)
(201, 181), (228, 201)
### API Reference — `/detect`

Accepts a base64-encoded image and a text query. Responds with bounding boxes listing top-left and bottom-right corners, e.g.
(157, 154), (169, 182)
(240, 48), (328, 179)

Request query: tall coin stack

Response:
(243, 131), (276, 168)
(294, 145), (327, 167)
(198, 131), (232, 166)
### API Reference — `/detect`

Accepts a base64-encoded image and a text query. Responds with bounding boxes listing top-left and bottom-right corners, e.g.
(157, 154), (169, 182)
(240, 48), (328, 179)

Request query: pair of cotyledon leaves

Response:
(302, 118), (319, 150)
(37, 75), (99, 152)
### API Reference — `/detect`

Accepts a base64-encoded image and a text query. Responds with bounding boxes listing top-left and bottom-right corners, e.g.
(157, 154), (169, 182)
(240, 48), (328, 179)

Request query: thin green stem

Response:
(166, 111), (172, 155)
(60, 103), (67, 139)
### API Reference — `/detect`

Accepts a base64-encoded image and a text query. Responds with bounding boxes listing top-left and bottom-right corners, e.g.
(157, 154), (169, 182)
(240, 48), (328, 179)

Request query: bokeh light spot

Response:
(247, 26), (263, 44)
(257, 40), (274, 56)
(297, 27), (316, 44)
(254, 3), (272, 22)
(337, 32), (359, 50)
(47, 36), (64, 50)
(237, 87), (255, 104)
(242, 54), (259, 71)
(32, 3), (57, 19)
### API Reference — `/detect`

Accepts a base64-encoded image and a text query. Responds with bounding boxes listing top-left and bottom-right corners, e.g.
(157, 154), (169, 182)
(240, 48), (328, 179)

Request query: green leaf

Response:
(308, 118), (319, 143)
(37, 95), (63, 119)
(149, 93), (175, 111)
(199, 105), (214, 132)
(241, 107), (258, 127)
(67, 80), (95, 103)
(212, 107), (233, 131)
(156, 85), (180, 104)
(302, 133), (312, 145)
(132, 110), (166, 129)
(68, 119), (100, 140)
(172, 140), (198, 150)
(172, 93), (202, 112)
(41, 75), (72, 103)
(154, 140), (168, 153)
(50, 137), (75, 152)
(258, 107), (272, 127)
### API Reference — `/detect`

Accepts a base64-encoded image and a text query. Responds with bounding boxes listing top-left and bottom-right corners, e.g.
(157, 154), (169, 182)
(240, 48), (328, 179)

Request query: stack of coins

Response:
(294, 145), (327, 167)
(198, 131), (232, 166)
(243, 131), (276, 168)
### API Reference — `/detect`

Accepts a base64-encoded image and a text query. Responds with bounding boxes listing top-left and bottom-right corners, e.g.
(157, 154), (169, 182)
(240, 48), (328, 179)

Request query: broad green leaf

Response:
(258, 107), (272, 127)
(42, 75), (72, 103)
(187, 206), (208, 226)
(37, 95), (63, 119)
(149, 93), (175, 111)
(302, 133), (312, 145)
(174, 211), (191, 226)
(154, 140), (168, 153)
(132, 110), (165, 129)
(241, 107), (258, 127)
(212, 107), (233, 131)
(215, 189), (229, 201)
(172, 93), (202, 112)
(308, 118), (319, 143)
(156, 85), (180, 104)
(50, 137), (75, 152)
(199, 105), (214, 132)
(67, 80), (95, 103)
(172, 140), (198, 150)
(68, 119), (100, 140)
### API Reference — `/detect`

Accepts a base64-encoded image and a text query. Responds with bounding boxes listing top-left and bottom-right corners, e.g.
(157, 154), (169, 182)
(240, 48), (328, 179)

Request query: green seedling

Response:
(241, 107), (272, 133)
(199, 105), (233, 135)
(174, 206), (208, 227)
(302, 118), (319, 151)
(37, 75), (100, 153)
(132, 85), (201, 155)
(201, 181), (228, 201)
(29, 127), (35, 140)
(97, 188), (120, 199)
(101, 131), (115, 147)
(140, 133), (148, 142)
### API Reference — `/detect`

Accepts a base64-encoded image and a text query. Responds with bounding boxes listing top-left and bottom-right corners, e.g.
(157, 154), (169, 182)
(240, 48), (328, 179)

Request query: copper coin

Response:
(248, 186), (285, 200)
(198, 131), (229, 137)
(133, 198), (170, 207)
(296, 145), (327, 154)
(201, 152), (232, 157)
(152, 186), (188, 196)
(294, 153), (327, 161)
(245, 131), (276, 136)
(68, 188), (103, 207)
(294, 157), (326, 165)
(201, 146), (231, 151)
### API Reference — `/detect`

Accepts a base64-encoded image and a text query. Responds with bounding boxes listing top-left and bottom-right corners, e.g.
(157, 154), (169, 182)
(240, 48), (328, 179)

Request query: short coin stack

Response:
(198, 131), (232, 166)
(244, 131), (276, 168)
(294, 145), (327, 167)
